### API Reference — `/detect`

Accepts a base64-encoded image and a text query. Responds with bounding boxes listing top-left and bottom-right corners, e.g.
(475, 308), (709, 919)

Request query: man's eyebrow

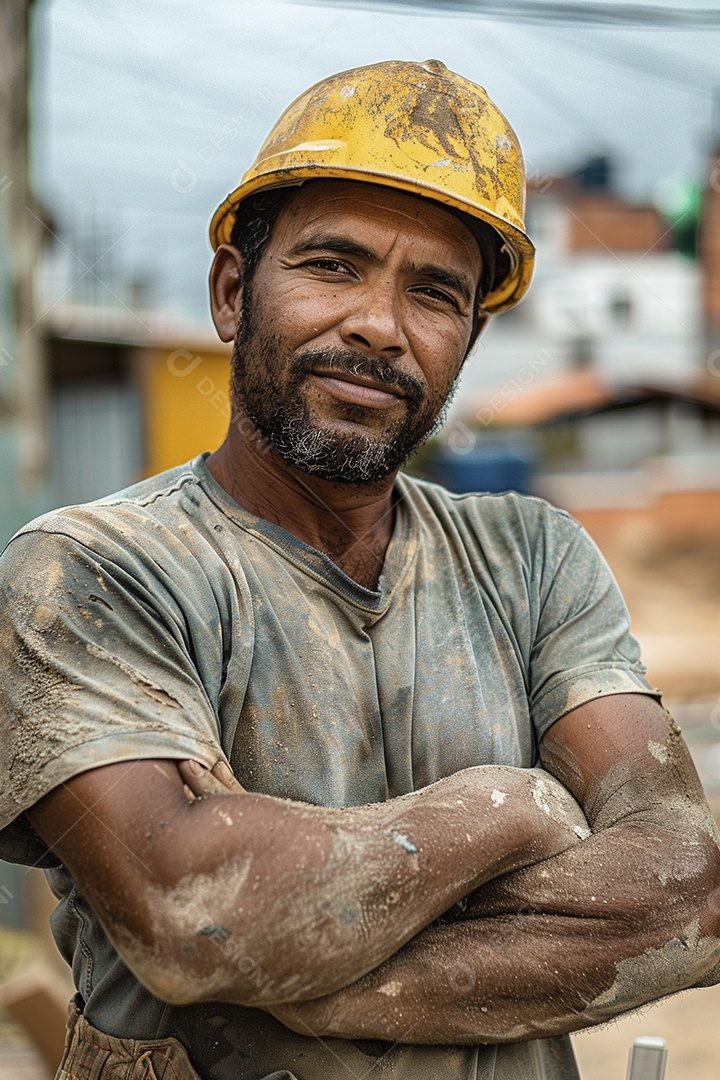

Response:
(289, 234), (475, 305)
(288, 234), (374, 260)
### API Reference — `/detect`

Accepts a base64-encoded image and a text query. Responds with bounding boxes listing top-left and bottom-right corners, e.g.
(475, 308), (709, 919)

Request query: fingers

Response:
(211, 759), (245, 793)
(178, 759), (245, 800)
(179, 760), (227, 799)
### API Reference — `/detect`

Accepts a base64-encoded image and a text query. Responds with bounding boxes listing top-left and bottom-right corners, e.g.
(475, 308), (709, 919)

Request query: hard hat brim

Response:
(209, 168), (534, 314)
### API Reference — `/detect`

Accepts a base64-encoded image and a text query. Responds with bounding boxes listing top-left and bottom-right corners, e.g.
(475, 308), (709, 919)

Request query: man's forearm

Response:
(270, 817), (720, 1043)
(167, 765), (586, 1007)
(33, 761), (585, 1009)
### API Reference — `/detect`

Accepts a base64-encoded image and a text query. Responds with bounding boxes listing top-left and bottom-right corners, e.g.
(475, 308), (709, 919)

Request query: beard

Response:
(230, 293), (461, 485)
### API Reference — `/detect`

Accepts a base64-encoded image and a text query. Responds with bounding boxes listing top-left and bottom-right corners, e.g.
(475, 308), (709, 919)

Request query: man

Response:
(1, 59), (719, 1080)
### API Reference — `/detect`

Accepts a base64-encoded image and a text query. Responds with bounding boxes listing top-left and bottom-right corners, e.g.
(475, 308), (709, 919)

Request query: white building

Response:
(450, 162), (702, 429)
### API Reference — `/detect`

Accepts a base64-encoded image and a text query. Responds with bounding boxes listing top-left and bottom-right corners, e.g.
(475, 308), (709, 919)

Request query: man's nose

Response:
(338, 279), (408, 358)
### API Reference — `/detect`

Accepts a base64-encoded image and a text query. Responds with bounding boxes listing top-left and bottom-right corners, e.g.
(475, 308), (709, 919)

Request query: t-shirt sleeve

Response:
(526, 505), (661, 741)
(0, 527), (227, 866)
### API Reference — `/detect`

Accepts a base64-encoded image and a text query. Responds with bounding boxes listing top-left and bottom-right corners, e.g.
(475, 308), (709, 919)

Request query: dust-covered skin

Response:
(585, 919), (720, 1022)
(30, 756), (590, 1010)
(249, 698), (720, 1044)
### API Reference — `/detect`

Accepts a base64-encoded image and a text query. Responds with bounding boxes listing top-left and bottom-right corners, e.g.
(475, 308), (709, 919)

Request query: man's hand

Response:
(179, 758), (245, 798)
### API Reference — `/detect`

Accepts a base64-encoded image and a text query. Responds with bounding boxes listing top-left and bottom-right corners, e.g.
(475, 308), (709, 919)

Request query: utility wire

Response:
(532, 26), (718, 94)
(285, 0), (720, 27)
(458, 19), (607, 139)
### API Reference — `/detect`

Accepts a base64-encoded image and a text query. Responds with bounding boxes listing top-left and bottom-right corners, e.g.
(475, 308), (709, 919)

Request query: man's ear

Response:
(209, 244), (245, 343)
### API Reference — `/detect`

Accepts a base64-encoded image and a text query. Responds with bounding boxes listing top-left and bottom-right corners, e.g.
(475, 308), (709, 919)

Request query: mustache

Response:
(292, 348), (426, 403)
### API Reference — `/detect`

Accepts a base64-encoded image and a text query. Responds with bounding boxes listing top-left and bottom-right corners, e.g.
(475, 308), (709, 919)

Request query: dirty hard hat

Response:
(209, 59), (535, 313)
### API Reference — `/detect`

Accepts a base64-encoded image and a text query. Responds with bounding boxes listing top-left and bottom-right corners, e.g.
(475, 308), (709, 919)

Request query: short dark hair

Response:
(228, 181), (504, 342)
(229, 186), (300, 283)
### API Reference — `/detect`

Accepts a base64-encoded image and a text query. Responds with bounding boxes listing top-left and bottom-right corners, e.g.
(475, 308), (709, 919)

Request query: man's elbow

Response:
(129, 954), (206, 1008)
(581, 843), (720, 1025)
(101, 914), (221, 1007)
(110, 908), (344, 1009)
(643, 826), (720, 990)
(670, 827), (720, 937)
(686, 831), (720, 984)
(702, 853), (720, 938)
(113, 921), (283, 1008)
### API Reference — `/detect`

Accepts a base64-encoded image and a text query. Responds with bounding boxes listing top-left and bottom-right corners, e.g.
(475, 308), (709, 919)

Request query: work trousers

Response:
(56, 997), (203, 1079)
(56, 997), (298, 1080)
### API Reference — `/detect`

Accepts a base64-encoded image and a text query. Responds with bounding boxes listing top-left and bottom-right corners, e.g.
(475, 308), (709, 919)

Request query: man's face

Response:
(230, 180), (483, 483)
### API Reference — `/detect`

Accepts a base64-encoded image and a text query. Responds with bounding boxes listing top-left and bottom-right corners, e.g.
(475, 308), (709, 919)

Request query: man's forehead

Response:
(273, 179), (483, 270)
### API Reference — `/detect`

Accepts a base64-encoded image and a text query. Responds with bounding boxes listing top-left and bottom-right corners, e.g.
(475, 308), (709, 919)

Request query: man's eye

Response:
(308, 258), (350, 274)
(415, 286), (459, 309)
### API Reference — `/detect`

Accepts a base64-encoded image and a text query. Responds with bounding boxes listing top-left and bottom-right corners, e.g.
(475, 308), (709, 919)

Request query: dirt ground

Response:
(572, 981), (720, 1079)
(593, 527), (720, 805)
(1, 528), (720, 1080)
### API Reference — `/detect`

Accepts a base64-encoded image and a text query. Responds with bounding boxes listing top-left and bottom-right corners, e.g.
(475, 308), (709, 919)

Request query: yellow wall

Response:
(140, 344), (233, 476)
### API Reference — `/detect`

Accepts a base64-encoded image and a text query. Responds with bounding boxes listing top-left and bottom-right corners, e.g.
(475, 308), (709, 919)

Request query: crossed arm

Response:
(28, 693), (720, 1043)
(266, 697), (720, 1043)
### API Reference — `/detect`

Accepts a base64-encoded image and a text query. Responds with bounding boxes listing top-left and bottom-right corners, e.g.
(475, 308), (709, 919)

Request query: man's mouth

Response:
(309, 370), (407, 408)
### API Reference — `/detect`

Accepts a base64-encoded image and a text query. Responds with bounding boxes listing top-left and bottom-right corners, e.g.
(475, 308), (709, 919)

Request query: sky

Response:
(30, 0), (720, 326)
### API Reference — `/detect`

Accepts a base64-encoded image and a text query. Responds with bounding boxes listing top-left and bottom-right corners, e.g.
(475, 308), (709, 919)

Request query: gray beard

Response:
(231, 333), (460, 485)
(251, 400), (452, 484)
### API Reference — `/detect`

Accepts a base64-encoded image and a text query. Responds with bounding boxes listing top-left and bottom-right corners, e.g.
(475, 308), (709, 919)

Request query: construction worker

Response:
(1, 60), (719, 1080)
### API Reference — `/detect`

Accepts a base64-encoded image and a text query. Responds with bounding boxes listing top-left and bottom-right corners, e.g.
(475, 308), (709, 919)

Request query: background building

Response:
(449, 154), (720, 518)
(0, 0), (47, 548)
(0, 0), (49, 938)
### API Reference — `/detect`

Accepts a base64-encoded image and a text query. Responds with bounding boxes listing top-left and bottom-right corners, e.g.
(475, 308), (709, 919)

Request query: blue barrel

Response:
(430, 445), (536, 495)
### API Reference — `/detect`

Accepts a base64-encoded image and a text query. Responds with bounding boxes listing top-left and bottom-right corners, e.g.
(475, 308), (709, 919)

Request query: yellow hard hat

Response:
(209, 59), (535, 313)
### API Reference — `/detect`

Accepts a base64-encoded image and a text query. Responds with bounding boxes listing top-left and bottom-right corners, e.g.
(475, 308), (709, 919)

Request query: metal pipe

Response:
(626, 1036), (667, 1080)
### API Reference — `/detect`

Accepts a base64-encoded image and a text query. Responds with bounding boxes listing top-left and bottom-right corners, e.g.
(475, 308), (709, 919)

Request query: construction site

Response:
(2, 2), (720, 1078)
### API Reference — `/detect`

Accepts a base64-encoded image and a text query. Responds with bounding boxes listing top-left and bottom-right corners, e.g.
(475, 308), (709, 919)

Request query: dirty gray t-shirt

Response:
(0, 455), (659, 1080)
